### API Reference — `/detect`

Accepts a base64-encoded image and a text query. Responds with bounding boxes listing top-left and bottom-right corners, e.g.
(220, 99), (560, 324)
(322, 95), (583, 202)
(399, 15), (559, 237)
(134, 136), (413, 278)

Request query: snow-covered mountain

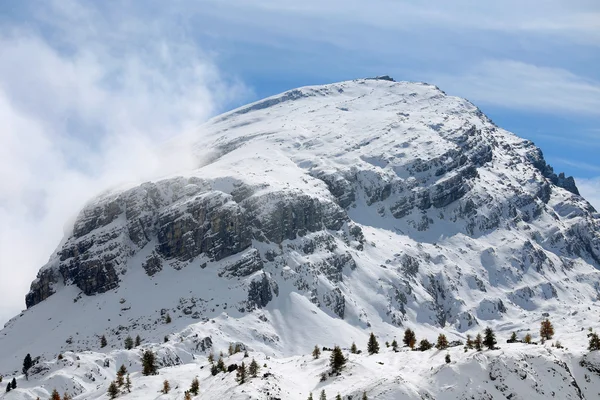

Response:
(3, 77), (600, 399)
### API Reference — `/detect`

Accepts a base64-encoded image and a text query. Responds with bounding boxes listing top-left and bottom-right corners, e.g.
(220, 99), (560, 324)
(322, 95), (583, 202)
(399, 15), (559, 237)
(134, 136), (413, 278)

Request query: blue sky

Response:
(0, 0), (598, 323)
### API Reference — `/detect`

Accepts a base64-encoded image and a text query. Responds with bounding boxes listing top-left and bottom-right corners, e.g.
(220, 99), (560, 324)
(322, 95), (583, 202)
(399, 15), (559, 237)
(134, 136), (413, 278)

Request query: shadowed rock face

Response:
(25, 178), (353, 308)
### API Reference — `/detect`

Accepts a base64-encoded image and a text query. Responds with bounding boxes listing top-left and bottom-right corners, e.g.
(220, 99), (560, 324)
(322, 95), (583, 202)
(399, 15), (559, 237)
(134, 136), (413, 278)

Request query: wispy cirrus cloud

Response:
(433, 60), (600, 115)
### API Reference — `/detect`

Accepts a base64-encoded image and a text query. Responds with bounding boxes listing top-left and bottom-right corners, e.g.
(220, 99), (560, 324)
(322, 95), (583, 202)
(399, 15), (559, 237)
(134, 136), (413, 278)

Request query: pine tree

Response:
(101, 335), (108, 348)
(107, 381), (119, 399)
(50, 389), (61, 400)
(524, 333), (532, 344)
(367, 333), (379, 355)
(312, 345), (321, 359)
(10, 378), (16, 389)
(483, 327), (497, 350)
(540, 319), (554, 341)
(116, 364), (127, 387)
(184, 392), (192, 400)
(418, 339), (433, 351)
(466, 334), (474, 349)
(63, 392), (71, 400)
(320, 389), (327, 400)
(329, 345), (346, 374)
(125, 374), (132, 393)
(308, 393), (314, 400)
(508, 332), (518, 343)
(165, 313), (172, 324)
(249, 358), (259, 377)
(135, 335), (141, 347)
(5, 383), (10, 393)
(350, 342), (358, 354)
(189, 377), (200, 395)
(208, 352), (214, 364)
(116, 371), (124, 387)
(436, 334), (449, 350)
(162, 380), (170, 394)
(362, 392), (368, 400)
(475, 333), (483, 351)
(228, 343), (235, 356)
(210, 363), (219, 376)
(403, 329), (417, 349)
(23, 353), (33, 379)
(588, 332), (600, 351)
(142, 350), (157, 376)
(391, 339), (399, 352)
(216, 356), (226, 372)
(335, 394), (342, 400)
(0, 375), (2, 383)
(236, 362), (247, 384)
(124, 336), (134, 350)
(445, 353), (451, 364)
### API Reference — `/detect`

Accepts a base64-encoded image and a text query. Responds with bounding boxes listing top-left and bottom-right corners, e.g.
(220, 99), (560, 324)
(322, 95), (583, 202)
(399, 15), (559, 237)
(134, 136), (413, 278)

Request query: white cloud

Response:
(0, 3), (248, 325)
(433, 60), (600, 115)
(576, 177), (600, 211)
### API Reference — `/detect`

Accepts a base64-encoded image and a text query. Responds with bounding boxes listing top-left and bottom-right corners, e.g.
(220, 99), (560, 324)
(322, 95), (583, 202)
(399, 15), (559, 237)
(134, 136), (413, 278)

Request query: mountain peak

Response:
(2, 79), (599, 399)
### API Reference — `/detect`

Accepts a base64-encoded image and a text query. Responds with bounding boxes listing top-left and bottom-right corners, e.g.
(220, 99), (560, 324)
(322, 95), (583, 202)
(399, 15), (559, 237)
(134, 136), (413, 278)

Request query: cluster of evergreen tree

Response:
(107, 364), (132, 399)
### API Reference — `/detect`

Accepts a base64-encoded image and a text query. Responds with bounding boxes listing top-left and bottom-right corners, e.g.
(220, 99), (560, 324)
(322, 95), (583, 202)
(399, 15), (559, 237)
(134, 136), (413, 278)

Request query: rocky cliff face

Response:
(10, 78), (600, 369)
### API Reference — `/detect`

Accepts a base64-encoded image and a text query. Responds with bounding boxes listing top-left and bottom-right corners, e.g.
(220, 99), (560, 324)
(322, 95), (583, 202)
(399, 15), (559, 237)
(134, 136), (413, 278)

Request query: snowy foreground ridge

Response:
(3, 78), (600, 399)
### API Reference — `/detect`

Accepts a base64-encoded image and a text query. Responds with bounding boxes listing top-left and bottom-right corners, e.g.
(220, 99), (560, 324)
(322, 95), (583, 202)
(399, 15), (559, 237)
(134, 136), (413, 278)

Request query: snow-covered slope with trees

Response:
(3, 77), (600, 399)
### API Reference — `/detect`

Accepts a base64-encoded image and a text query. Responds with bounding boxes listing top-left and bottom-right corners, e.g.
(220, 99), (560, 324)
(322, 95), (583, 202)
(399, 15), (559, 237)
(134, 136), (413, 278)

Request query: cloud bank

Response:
(0, 1), (247, 325)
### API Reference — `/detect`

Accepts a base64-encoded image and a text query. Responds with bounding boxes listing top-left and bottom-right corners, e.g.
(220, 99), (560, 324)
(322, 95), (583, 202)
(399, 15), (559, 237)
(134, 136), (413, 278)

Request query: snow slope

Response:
(2, 78), (600, 399)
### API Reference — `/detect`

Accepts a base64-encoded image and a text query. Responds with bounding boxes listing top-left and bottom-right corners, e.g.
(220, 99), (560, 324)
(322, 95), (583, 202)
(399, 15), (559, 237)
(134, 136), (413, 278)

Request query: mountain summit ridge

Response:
(3, 78), (600, 399)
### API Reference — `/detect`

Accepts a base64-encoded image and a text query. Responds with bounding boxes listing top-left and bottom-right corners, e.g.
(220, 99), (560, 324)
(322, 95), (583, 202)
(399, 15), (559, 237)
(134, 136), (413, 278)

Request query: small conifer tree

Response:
(184, 392), (192, 400)
(23, 353), (33, 379)
(162, 380), (170, 394)
(208, 352), (214, 363)
(165, 313), (172, 324)
(320, 389), (327, 400)
(10, 378), (16, 389)
(466, 334), (474, 349)
(50, 389), (61, 400)
(475, 333), (483, 350)
(236, 362), (247, 384)
(483, 327), (497, 350)
(588, 332), (600, 351)
(391, 339), (399, 352)
(228, 343), (235, 356)
(540, 319), (554, 341)
(350, 342), (358, 354)
(107, 381), (119, 399)
(6, 383), (10, 393)
(436, 334), (449, 350)
(124, 336), (134, 350)
(445, 353), (451, 364)
(524, 333), (532, 344)
(135, 335), (141, 347)
(217, 356), (226, 372)
(189, 377), (200, 395)
(419, 339), (433, 351)
(329, 345), (346, 374)
(509, 332), (518, 343)
(125, 374), (132, 393)
(362, 391), (368, 400)
(249, 358), (259, 377)
(312, 345), (321, 359)
(367, 333), (379, 355)
(335, 394), (342, 400)
(308, 393), (314, 400)
(403, 329), (417, 349)
(142, 350), (157, 376)
(101, 335), (108, 348)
